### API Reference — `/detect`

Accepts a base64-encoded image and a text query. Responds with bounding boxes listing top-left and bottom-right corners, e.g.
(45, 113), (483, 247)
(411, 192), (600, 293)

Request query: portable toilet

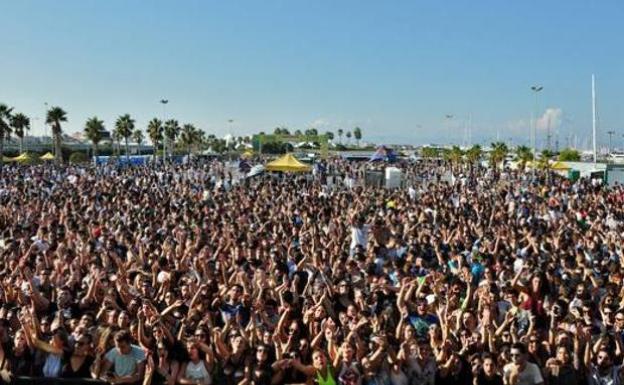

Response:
(385, 167), (402, 189)
(567, 169), (580, 182)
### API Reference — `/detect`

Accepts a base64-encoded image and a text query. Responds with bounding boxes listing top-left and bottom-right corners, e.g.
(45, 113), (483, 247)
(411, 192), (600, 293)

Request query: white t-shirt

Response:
(350, 224), (370, 250)
(503, 362), (543, 385)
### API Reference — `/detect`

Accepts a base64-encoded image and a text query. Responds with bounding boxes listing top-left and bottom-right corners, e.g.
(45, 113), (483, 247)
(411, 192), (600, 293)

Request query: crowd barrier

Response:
(11, 377), (107, 385)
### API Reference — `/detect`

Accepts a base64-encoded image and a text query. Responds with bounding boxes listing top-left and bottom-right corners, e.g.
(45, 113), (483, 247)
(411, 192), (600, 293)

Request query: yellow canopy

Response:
(241, 150), (254, 158)
(10, 153), (33, 162)
(550, 161), (571, 170)
(40, 152), (55, 160)
(266, 153), (311, 172)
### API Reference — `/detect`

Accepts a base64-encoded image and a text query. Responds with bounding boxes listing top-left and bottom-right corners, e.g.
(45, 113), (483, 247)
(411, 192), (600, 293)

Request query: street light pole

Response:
(160, 99), (168, 161)
(44, 102), (49, 147)
(530, 85), (543, 157)
(607, 130), (615, 154)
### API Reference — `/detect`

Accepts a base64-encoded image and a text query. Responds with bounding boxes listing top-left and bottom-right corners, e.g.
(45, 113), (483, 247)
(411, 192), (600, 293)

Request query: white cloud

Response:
(536, 108), (562, 131)
(505, 119), (529, 135)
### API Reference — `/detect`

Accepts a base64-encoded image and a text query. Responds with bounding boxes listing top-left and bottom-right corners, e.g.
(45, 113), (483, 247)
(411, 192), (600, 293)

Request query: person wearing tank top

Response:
(291, 350), (337, 385)
(178, 343), (212, 385)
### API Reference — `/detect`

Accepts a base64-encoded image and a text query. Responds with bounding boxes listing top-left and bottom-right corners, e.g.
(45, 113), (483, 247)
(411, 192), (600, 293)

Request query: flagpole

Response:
(592, 74), (597, 164)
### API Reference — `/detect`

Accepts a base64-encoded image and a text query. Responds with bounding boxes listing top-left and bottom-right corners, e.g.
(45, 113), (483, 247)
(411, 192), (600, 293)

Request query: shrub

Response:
(69, 152), (89, 164)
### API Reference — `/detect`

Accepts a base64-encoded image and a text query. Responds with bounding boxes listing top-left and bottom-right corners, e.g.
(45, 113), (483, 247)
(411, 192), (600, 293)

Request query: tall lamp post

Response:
(160, 99), (168, 160)
(44, 102), (49, 148)
(530, 85), (543, 157)
(607, 130), (615, 154)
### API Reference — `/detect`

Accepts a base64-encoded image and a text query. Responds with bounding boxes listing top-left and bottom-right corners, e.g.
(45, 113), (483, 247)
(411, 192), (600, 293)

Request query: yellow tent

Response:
(550, 161), (571, 170)
(266, 153), (311, 172)
(10, 153), (32, 162)
(40, 152), (55, 160)
(241, 150), (254, 158)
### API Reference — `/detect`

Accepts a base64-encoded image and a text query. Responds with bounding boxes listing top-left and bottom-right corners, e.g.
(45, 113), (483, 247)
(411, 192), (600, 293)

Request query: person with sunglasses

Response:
(503, 343), (543, 385)
(61, 333), (96, 378)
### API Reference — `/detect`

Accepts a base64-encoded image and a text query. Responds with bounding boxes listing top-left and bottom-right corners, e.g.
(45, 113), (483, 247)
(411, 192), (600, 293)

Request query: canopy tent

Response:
(40, 152), (55, 161)
(247, 164), (265, 178)
(241, 150), (254, 158)
(6, 153), (34, 163)
(265, 153), (311, 172)
(550, 161), (571, 170)
(370, 145), (396, 162)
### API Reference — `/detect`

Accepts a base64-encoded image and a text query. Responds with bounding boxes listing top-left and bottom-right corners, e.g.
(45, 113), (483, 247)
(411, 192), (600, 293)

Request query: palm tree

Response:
(11, 113), (30, 153)
(132, 129), (144, 155)
(346, 131), (352, 145)
(515, 145), (533, 171)
(325, 131), (334, 141)
(337, 129), (344, 144)
(111, 130), (122, 157)
(163, 119), (180, 157)
(489, 142), (508, 169)
(304, 128), (318, 137)
(421, 146), (439, 160)
(539, 149), (554, 170)
(353, 127), (362, 147)
(46, 106), (67, 164)
(114, 114), (135, 160)
(294, 129), (303, 136)
(449, 145), (464, 171)
(180, 124), (198, 156)
(0, 104), (13, 165)
(84, 117), (105, 158)
(465, 144), (482, 167)
(147, 118), (163, 160)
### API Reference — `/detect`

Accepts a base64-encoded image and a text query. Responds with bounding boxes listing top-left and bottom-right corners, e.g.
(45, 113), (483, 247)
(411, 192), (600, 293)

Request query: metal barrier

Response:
(11, 377), (108, 385)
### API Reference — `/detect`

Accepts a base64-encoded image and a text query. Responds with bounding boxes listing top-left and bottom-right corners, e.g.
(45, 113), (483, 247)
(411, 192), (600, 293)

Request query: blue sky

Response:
(1, 0), (622, 147)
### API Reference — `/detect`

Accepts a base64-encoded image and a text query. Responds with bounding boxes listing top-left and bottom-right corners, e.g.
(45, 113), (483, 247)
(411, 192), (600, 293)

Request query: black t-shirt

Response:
(476, 371), (504, 385)
(61, 354), (95, 378)
(435, 359), (473, 385)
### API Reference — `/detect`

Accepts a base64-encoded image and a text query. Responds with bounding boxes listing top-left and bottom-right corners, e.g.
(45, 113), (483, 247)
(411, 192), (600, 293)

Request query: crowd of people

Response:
(0, 157), (623, 385)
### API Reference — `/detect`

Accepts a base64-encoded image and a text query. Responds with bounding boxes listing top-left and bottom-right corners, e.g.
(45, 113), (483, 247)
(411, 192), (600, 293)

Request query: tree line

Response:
(420, 142), (581, 171)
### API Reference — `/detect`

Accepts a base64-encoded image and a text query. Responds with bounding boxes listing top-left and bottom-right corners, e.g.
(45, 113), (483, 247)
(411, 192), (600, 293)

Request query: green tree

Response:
(421, 146), (439, 159)
(0, 104), (13, 165)
(304, 128), (318, 137)
(558, 148), (581, 161)
(449, 145), (464, 172)
(294, 129), (303, 136)
(346, 131), (352, 145)
(111, 130), (122, 157)
(147, 118), (164, 159)
(180, 124), (199, 155)
(11, 113), (30, 153)
(325, 131), (334, 141)
(515, 145), (534, 170)
(84, 117), (105, 158)
(46, 106), (67, 164)
(132, 129), (144, 155)
(114, 114), (135, 160)
(337, 129), (344, 144)
(465, 144), (482, 166)
(539, 149), (554, 169)
(163, 119), (180, 157)
(489, 141), (508, 169)
(353, 127), (362, 147)
(273, 127), (290, 136)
